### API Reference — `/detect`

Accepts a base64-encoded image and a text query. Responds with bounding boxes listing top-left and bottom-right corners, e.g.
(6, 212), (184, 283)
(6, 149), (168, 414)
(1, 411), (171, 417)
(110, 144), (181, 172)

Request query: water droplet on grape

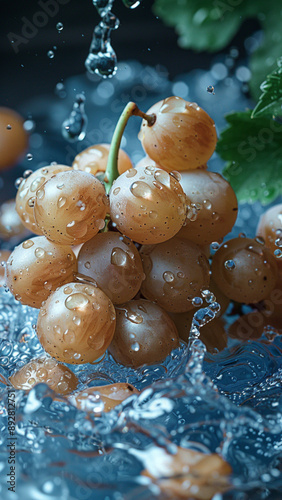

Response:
(22, 240), (34, 249)
(65, 293), (89, 310)
(224, 259), (236, 270)
(163, 271), (175, 283)
(130, 181), (152, 198)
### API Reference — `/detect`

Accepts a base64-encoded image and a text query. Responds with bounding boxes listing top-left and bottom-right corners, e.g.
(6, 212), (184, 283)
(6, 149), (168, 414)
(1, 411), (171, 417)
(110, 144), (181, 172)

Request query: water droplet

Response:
(35, 248), (45, 259)
(47, 50), (55, 59)
(130, 181), (152, 199)
(126, 168), (137, 178)
(206, 85), (215, 94)
(224, 259), (236, 270)
(211, 242), (219, 250)
(26, 153), (33, 161)
(6, 124), (12, 130)
(65, 293), (89, 310)
(274, 248), (282, 258)
(154, 169), (170, 187)
(163, 271), (174, 283)
(57, 196), (67, 208)
(62, 94), (88, 142)
(149, 210), (158, 219)
(255, 236), (265, 245)
(126, 311), (143, 324)
(113, 187), (120, 195)
(56, 22), (64, 32)
(84, 261), (91, 269)
(111, 247), (128, 266)
(131, 341), (140, 351)
(22, 240), (34, 249)
(95, 219), (105, 230)
(15, 177), (24, 189)
(192, 296), (203, 307)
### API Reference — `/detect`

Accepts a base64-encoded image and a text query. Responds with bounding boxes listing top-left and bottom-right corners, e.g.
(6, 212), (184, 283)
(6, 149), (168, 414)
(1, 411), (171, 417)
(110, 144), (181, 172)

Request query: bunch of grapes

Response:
(3, 96), (281, 405)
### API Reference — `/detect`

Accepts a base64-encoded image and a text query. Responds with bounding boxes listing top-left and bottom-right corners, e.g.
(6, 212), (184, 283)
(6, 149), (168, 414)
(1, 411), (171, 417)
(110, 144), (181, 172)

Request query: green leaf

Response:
(153, 0), (259, 52)
(153, 0), (282, 100)
(251, 58), (282, 118)
(216, 111), (282, 205)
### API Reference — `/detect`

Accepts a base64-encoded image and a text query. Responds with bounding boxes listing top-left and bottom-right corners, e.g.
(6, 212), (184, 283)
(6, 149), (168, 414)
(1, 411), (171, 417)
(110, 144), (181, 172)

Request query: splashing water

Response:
(61, 94), (88, 142)
(85, 0), (143, 78)
(0, 285), (281, 499)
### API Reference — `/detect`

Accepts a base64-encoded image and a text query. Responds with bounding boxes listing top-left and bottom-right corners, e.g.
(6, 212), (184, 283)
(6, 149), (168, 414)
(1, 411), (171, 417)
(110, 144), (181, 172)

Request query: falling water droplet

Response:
(47, 50), (55, 59)
(62, 94), (88, 142)
(26, 153), (33, 161)
(206, 85), (215, 94)
(56, 22), (64, 32)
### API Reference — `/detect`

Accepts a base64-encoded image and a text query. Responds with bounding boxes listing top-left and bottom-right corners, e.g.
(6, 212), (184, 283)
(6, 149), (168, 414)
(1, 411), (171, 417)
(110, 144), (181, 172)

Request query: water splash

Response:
(61, 94), (88, 142)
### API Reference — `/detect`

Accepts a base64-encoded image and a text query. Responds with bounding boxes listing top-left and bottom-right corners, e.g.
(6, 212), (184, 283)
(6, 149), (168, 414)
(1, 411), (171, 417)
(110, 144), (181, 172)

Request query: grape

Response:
(16, 164), (72, 235)
(177, 171), (238, 245)
(0, 199), (27, 240)
(229, 312), (266, 341)
(109, 165), (186, 244)
(140, 237), (210, 313)
(142, 445), (232, 500)
(108, 299), (179, 367)
(136, 156), (208, 172)
(37, 282), (116, 364)
(5, 236), (77, 308)
(73, 143), (133, 178)
(256, 203), (282, 255)
(169, 311), (227, 353)
(0, 249), (11, 286)
(34, 170), (108, 245)
(208, 278), (230, 316)
(70, 383), (139, 413)
(139, 96), (217, 171)
(211, 237), (277, 303)
(9, 357), (78, 395)
(77, 231), (144, 304)
(0, 107), (28, 170)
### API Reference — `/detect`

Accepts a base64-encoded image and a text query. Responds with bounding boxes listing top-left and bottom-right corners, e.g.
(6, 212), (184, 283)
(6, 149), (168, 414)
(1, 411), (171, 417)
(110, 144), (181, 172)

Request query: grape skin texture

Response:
(109, 165), (187, 244)
(37, 282), (116, 364)
(178, 171), (238, 245)
(256, 203), (282, 254)
(139, 97), (217, 171)
(108, 299), (179, 367)
(77, 231), (144, 304)
(70, 383), (139, 412)
(9, 357), (78, 395)
(73, 143), (133, 176)
(211, 237), (277, 304)
(140, 237), (210, 313)
(5, 236), (77, 308)
(34, 170), (108, 245)
(16, 164), (72, 235)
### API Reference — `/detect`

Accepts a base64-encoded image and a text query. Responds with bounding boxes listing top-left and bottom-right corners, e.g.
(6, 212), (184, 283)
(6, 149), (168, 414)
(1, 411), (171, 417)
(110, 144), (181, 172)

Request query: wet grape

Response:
(140, 237), (210, 313)
(5, 236), (77, 308)
(139, 96), (217, 171)
(70, 383), (139, 412)
(211, 237), (277, 303)
(108, 299), (179, 367)
(0, 199), (27, 240)
(109, 165), (187, 244)
(256, 203), (282, 255)
(37, 282), (116, 364)
(0, 107), (28, 170)
(178, 170), (238, 245)
(34, 170), (108, 245)
(16, 164), (72, 235)
(9, 357), (78, 395)
(73, 143), (132, 178)
(78, 231), (144, 304)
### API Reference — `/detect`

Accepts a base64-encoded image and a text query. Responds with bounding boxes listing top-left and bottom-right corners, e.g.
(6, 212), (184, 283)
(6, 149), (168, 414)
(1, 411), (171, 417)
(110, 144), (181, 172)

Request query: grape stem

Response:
(104, 101), (156, 194)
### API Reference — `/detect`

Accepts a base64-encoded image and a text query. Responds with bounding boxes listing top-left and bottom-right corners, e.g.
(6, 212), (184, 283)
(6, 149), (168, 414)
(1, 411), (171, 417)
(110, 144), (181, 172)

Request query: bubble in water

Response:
(56, 22), (64, 32)
(47, 50), (55, 59)
(61, 94), (88, 142)
(206, 85), (215, 94)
